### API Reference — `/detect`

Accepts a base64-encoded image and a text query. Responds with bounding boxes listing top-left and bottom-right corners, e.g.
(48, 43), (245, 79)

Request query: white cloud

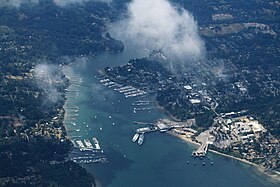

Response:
(110, 0), (205, 61)
(34, 63), (63, 105)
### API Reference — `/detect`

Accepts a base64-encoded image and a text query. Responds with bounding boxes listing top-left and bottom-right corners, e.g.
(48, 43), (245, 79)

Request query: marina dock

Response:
(70, 156), (108, 164)
(132, 119), (193, 146)
(136, 126), (157, 133)
(63, 67), (107, 165)
(99, 77), (147, 98)
(75, 138), (101, 151)
(133, 121), (154, 126)
(131, 118), (209, 159)
(132, 120), (210, 156)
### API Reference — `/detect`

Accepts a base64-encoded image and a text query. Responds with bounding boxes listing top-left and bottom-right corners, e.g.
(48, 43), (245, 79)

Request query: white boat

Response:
(93, 137), (101, 150)
(138, 133), (145, 145)
(76, 140), (85, 149)
(84, 139), (94, 149)
(132, 133), (140, 142)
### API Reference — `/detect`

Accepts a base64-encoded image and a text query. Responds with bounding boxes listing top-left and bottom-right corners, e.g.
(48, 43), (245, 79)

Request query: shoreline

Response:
(62, 65), (103, 187)
(62, 66), (279, 186)
(156, 101), (280, 184)
(169, 131), (280, 183)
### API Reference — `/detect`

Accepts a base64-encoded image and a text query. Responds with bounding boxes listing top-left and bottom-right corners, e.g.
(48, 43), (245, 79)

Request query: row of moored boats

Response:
(99, 78), (147, 98)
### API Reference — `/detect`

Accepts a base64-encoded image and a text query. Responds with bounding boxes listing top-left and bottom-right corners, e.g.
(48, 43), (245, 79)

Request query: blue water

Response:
(64, 45), (279, 187)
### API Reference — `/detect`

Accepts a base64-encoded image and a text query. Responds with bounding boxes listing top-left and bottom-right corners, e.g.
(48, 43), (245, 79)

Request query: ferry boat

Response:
(132, 133), (140, 142)
(138, 133), (145, 146)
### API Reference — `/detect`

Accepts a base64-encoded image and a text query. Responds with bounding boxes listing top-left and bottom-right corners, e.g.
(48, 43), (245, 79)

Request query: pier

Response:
(63, 68), (107, 164)
(132, 100), (156, 106)
(70, 157), (108, 164)
(192, 142), (209, 157)
(133, 107), (157, 112)
(98, 77), (147, 98)
(132, 119), (194, 146)
(133, 121), (154, 126)
(135, 126), (157, 133)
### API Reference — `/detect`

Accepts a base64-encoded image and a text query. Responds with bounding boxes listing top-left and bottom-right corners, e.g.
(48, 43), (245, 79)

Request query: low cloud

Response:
(110, 0), (205, 62)
(34, 63), (64, 105)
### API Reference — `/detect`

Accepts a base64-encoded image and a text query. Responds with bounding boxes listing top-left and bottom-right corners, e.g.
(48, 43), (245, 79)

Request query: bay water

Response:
(64, 45), (279, 187)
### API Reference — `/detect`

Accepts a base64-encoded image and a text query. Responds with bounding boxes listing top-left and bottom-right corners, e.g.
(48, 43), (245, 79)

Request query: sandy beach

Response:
(169, 131), (280, 183)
